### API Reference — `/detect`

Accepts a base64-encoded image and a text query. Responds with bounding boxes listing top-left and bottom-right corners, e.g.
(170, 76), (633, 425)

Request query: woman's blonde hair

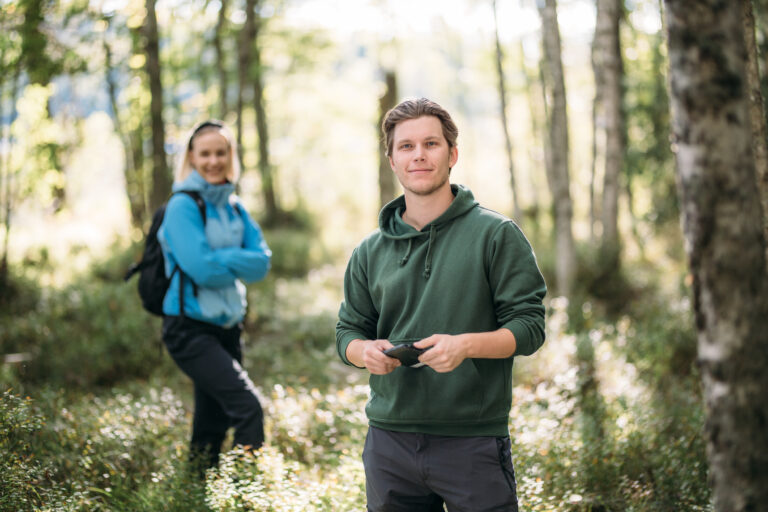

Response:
(174, 120), (241, 183)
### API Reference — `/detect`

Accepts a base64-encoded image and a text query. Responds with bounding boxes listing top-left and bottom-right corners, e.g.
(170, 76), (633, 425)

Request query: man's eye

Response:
(427, 141), (437, 146)
(400, 144), (412, 150)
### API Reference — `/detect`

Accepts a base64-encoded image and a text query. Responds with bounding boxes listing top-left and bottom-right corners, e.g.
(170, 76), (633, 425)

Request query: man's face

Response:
(389, 115), (458, 198)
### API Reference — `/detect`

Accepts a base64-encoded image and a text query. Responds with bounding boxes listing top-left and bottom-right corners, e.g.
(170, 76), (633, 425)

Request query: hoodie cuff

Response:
(337, 332), (366, 368)
(502, 319), (541, 357)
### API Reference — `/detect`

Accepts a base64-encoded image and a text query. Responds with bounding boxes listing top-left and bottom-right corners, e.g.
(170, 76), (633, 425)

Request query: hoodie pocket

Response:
(367, 357), (485, 423)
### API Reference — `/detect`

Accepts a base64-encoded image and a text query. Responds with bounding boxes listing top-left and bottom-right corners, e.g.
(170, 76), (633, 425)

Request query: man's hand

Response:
(414, 334), (468, 373)
(347, 339), (401, 375)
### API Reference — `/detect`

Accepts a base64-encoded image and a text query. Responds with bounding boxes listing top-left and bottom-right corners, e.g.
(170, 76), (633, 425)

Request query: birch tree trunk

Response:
(539, 0), (575, 298)
(144, 0), (170, 212)
(493, 0), (522, 222)
(378, 70), (397, 210)
(742, 0), (768, 256)
(665, 1), (768, 509)
(593, 0), (624, 265)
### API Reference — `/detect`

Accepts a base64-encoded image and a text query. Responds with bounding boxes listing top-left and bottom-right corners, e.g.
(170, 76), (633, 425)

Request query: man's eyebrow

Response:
(396, 135), (441, 143)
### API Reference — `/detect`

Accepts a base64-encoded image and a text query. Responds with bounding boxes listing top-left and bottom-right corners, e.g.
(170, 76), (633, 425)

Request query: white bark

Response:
(665, 1), (768, 509)
(538, 0), (576, 298)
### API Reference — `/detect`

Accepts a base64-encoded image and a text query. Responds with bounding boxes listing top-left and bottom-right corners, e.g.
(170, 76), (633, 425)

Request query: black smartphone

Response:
(383, 343), (430, 368)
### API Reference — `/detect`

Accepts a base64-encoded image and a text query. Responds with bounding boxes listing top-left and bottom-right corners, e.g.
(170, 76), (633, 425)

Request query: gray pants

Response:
(363, 426), (519, 512)
(162, 316), (264, 468)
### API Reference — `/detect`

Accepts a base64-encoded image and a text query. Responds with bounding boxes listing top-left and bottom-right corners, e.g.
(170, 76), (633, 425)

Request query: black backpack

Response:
(124, 191), (206, 316)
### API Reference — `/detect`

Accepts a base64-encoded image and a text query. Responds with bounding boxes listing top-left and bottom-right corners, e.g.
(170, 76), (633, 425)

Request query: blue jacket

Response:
(158, 170), (271, 327)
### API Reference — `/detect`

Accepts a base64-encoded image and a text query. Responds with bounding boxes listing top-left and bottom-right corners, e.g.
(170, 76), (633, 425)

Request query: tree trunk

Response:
(378, 70), (397, 210)
(493, 0), (522, 222)
(519, 40), (542, 231)
(246, 0), (278, 224)
(214, 0), (229, 119)
(589, 78), (599, 243)
(1, 62), (21, 290)
(593, 0), (624, 267)
(144, 0), (170, 212)
(236, 0), (249, 169)
(665, 2), (768, 510)
(103, 36), (143, 229)
(538, 0), (576, 298)
(742, 0), (768, 256)
(0, 48), (7, 288)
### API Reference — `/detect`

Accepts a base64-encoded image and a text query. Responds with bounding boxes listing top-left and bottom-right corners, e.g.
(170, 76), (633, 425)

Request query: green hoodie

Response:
(336, 184), (546, 436)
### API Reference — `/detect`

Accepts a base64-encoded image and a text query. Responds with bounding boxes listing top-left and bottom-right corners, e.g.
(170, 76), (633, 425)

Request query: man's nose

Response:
(413, 145), (425, 160)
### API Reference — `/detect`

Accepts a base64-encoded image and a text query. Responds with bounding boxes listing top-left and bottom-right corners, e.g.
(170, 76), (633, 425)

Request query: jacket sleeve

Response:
(336, 246), (378, 366)
(488, 221), (547, 356)
(214, 204), (271, 283)
(161, 194), (237, 288)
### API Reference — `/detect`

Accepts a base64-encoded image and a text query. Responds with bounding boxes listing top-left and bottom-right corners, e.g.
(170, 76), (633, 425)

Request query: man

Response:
(336, 98), (546, 511)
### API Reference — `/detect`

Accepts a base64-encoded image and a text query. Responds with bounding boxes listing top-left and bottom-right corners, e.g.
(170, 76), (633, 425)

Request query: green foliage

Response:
(511, 300), (710, 511)
(0, 385), (205, 511)
(244, 267), (351, 390)
(0, 267), (40, 314)
(263, 384), (368, 468)
(621, 292), (698, 384)
(206, 445), (365, 511)
(19, 0), (63, 85)
(0, 244), (173, 390)
(0, 391), (64, 511)
(1, 243), (714, 511)
(2, 278), (168, 388)
(5, 84), (71, 213)
(261, 203), (327, 277)
(570, 242), (639, 323)
(262, 228), (316, 277)
(623, 20), (678, 228)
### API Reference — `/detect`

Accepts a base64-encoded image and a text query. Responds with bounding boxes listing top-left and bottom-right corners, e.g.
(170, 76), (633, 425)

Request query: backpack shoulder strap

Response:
(174, 190), (207, 225)
(168, 191), (207, 316)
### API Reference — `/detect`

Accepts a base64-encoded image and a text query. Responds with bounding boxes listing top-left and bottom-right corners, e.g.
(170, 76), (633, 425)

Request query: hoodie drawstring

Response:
(399, 226), (437, 279)
(400, 238), (413, 266)
(423, 225), (436, 279)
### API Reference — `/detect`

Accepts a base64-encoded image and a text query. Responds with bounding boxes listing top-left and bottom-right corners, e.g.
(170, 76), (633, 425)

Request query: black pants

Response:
(162, 316), (264, 468)
(363, 426), (519, 512)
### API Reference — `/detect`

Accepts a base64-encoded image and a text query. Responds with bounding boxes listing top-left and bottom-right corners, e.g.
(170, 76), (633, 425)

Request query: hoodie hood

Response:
(173, 170), (235, 208)
(378, 184), (478, 278)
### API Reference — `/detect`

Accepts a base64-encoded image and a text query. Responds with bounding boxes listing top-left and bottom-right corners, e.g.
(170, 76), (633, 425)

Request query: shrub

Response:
(4, 279), (170, 389)
(0, 391), (65, 511)
(27, 386), (195, 510)
(263, 384), (368, 468)
(205, 445), (365, 511)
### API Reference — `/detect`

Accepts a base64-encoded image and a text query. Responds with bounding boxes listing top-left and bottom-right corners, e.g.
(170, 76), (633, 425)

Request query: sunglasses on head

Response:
(189, 121), (224, 148)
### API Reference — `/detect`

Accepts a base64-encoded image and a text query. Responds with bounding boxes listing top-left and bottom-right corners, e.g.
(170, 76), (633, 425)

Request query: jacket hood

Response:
(173, 170), (235, 207)
(378, 184), (478, 278)
(379, 184), (478, 238)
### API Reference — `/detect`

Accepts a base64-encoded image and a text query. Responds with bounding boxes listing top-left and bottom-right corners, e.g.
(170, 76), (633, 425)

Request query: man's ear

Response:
(449, 146), (458, 168)
(389, 155), (395, 171)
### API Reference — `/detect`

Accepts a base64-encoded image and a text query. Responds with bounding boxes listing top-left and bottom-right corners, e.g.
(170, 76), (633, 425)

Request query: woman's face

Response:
(189, 130), (231, 185)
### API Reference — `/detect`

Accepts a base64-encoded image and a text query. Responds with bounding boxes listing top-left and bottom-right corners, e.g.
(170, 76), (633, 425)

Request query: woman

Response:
(158, 120), (271, 469)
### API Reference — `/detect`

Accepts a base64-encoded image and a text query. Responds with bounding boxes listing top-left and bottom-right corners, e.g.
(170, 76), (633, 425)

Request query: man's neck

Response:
(401, 185), (455, 231)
